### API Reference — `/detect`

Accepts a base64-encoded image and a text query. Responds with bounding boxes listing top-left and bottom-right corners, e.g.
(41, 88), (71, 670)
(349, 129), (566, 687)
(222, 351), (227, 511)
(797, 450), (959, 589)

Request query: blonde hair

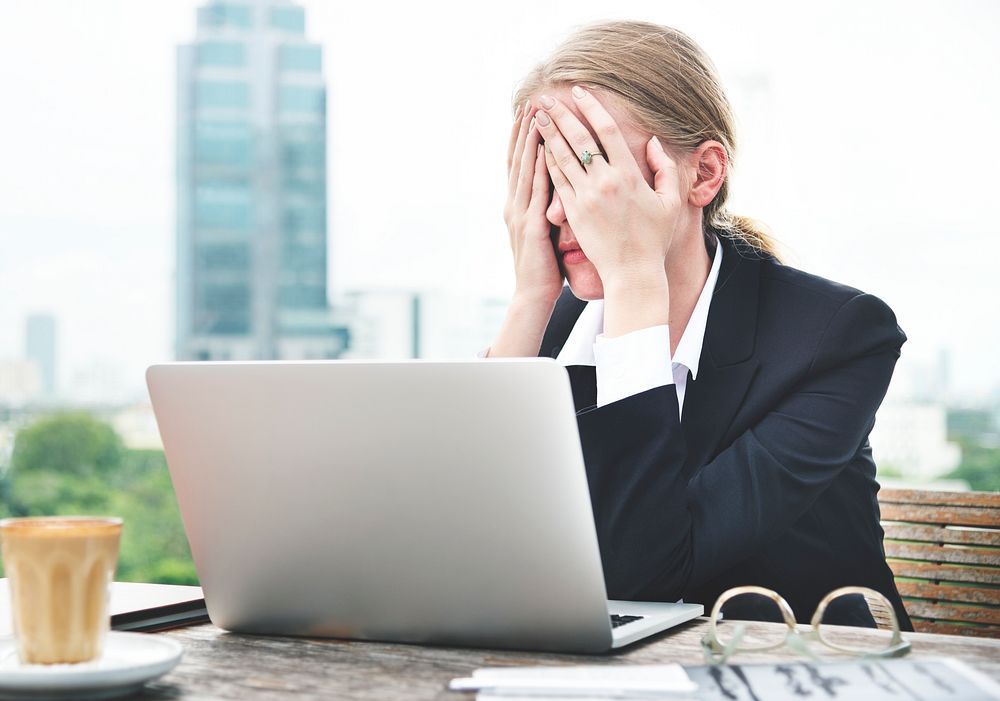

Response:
(514, 20), (779, 259)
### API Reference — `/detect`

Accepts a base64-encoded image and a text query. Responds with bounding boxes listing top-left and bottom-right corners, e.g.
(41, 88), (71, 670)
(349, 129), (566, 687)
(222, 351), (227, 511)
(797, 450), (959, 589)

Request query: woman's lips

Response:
(561, 248), (588, 264)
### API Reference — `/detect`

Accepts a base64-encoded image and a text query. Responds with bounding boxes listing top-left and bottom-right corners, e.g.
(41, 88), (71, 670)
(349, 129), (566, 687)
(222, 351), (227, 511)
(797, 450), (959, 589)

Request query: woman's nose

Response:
(546, 190), (566, 227)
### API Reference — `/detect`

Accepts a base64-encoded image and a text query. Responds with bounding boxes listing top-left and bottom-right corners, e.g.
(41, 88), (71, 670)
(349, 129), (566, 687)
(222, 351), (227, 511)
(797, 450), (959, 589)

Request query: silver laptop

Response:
(146, 359), (702, 653)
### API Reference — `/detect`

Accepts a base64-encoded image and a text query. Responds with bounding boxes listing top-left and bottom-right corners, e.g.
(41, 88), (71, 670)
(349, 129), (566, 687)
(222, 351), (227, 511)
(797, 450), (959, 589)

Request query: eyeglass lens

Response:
(716, 592), (790, 649)
(816, 593), (898, 654)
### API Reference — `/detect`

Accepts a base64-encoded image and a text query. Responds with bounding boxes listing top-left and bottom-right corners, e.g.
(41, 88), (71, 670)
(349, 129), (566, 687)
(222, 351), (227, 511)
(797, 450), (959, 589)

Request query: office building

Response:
(24, 313), (56, 396)
(338, 290), (421, 360)
(176, 0), (347, 361)
(869, 401), (962, 480)
(0, 360), (42, 408)
(338, 290), (508, 360)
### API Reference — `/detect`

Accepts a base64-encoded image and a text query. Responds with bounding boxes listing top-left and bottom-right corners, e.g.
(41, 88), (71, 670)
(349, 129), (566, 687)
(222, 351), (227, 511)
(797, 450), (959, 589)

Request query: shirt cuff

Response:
(593, 325), (673, 407)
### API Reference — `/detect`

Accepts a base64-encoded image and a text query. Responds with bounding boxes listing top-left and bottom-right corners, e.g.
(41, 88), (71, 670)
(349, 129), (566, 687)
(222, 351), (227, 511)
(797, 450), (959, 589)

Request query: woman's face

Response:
(531, 86), (659, 301)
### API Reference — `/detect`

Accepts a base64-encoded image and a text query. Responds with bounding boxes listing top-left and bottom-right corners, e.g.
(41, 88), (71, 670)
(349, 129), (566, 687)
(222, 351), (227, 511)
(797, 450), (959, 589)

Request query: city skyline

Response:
(1, 1), (998, 402)
(177, 0), (347, 361)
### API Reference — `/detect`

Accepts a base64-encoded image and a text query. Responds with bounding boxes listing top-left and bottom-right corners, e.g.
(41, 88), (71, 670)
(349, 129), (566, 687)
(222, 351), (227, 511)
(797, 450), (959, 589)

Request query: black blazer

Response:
(539, 235), (913, 630)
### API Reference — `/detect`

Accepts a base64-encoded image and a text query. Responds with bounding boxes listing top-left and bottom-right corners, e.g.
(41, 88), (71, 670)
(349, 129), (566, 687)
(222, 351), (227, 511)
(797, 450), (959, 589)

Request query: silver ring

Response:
(580, 149), (605, 166)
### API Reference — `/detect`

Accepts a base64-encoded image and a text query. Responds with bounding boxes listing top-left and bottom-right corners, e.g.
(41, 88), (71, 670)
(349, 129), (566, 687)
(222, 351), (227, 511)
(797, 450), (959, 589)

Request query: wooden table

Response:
(132, 618), (1000, 700)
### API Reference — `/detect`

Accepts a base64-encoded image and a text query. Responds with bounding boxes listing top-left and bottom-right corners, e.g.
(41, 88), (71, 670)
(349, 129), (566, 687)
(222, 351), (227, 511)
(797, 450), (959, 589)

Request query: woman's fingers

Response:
(512, 114), (542, 211)
(537, 95), (608, 179)
(543, 142), (576, 217)
(527, 144), (550, 221)
(506, 102), (526, 172)
(645, 135), (681, 196)
(535, 107), (590, 192)
(569, 87), (640, 176)
(507, 101), (534, 188)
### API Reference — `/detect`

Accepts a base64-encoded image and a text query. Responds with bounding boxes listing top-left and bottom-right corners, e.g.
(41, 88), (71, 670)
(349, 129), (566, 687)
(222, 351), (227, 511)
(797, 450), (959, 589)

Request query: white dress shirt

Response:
(556, 239), (723, 417)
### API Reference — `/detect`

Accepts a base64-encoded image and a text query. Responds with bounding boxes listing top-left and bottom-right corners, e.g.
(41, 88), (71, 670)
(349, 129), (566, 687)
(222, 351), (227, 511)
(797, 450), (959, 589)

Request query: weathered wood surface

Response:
(879, 488), (1000, 638)
(884, 540), (1000, 567)
(904, 599), (1000, 626)
(888, 558), (999, 585)
(125, 618), (1000, 700)
(907, 620), (1000, 637)
(896, 579), (1000, 606)
(880, 489), (1000, 509)
(883, 522), (1000, 547)
(881, 502), (1000, 528)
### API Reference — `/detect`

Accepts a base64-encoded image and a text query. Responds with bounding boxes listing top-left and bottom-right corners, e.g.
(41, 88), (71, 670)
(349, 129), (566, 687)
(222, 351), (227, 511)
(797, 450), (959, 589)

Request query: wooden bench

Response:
(877, 488), (1000, 638)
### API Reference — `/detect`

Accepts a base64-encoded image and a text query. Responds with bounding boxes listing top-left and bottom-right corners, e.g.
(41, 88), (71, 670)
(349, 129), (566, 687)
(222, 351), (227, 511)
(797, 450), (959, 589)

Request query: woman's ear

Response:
(686, 141), (727, 208)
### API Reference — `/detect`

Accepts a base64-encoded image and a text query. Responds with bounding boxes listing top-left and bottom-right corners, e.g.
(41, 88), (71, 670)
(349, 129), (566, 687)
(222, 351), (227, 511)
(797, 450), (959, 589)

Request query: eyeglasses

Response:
(701, 585), (911, 665)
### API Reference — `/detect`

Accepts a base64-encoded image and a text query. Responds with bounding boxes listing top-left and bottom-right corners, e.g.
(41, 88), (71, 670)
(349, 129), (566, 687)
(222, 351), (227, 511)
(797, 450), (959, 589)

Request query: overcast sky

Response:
(0, 0), (997, 401)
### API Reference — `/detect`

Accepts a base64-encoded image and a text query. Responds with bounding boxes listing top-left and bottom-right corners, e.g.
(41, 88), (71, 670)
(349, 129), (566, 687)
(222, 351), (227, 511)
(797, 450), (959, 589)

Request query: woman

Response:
(489, 20), (912, 630)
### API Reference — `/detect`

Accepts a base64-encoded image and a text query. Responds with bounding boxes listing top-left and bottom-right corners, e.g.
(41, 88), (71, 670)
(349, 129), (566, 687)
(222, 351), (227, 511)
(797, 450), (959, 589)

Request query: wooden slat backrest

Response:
(879, 488), (1000, 639)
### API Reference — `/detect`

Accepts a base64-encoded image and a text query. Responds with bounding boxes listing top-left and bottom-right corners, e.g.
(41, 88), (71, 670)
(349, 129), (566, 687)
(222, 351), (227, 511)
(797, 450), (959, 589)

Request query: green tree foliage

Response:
(946, 439), (1000, 492)
(1, 412), (198, 584)
(947, 409), (996, 443)
(3, 412), (120, 519)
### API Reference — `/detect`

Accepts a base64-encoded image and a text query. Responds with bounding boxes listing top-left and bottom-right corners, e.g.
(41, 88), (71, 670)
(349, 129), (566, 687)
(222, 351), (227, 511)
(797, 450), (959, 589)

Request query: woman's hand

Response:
(487, 103), (565, 358)
(535, 88), (682, 295)
(503, 101), (564, 307)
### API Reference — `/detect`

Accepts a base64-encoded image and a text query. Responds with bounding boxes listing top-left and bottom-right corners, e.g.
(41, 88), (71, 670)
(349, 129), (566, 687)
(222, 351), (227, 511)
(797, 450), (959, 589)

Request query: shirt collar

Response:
(555, 295), (603, 366)
(556, 237), (723, 376)
(672, 237), (723, 381)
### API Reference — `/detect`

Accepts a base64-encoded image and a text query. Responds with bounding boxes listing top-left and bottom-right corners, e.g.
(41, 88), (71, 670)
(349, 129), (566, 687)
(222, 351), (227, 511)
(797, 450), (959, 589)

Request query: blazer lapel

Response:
(537, 286), (595, 411)
(539, 286), (587, 359)
(565, 365), (598, 412)
(681, 238), (762, 477)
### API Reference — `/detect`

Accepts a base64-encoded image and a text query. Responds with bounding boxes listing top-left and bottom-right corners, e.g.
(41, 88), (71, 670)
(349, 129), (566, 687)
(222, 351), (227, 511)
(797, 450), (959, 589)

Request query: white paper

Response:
(685, 657), (1000, 701)
(450, 663), (697, 697)
(476, 695), (699, 701)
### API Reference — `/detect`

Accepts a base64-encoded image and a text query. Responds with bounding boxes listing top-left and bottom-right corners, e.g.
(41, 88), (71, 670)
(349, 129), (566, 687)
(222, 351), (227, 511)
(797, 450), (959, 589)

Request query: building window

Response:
(282, 176), (324, 198)
(279, 45), (321, 72)
(280, 140), (324, 169)
(198, 3), (253, 30)
(197, 283), (251, 334)
(198, 41), (246, 67)
(196, 81), (250, 109)
(194, 120), (254, 167)
(278, 285), (326, 309)
(194, 182), (254, 231)
(282, 205), (325, 234)
(281, 243), (326, 273)
(196, 243), (251, 271)
(278, 85), (324, 114)
(270, 6), (305, 33)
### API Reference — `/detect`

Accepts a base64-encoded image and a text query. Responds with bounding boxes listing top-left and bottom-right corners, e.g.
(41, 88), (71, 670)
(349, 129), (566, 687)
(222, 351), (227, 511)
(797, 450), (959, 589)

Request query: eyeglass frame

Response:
(701, 585), (912, 665)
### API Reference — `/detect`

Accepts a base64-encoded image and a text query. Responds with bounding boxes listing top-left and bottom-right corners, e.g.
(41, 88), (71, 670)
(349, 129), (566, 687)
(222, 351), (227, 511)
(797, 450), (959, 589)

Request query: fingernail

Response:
(572, 85), (586, 99)
(539, 95), (555, 109)
(524, 99), (531, 112)
(528, 116), (537, 132)
(536, 111), (551, 126)
(514, 105), (522, 121)
(652, 135), (664, 151)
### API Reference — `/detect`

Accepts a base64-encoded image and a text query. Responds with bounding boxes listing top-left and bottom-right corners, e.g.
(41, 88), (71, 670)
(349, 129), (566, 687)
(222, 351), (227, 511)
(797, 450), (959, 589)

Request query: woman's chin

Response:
(566, 268), (605, 301)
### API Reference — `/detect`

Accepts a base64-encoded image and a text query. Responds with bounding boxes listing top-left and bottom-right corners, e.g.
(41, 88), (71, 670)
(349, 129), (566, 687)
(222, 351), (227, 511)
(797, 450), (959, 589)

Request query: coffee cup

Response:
(0, 516), (122, 664)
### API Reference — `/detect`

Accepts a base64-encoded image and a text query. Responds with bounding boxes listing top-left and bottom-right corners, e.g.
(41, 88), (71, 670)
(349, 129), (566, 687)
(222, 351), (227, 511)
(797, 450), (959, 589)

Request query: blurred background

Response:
(0, 0), (997, 583)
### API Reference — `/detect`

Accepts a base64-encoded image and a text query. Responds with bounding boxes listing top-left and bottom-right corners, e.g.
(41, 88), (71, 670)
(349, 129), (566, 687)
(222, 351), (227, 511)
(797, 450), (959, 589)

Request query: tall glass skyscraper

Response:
(176, 0), (347, 361)
(25, 313), (56, 396)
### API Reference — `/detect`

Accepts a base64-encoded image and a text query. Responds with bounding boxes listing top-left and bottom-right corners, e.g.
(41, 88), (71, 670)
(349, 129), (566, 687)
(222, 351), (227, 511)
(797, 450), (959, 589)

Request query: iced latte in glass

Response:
(0, 516), (122, 664)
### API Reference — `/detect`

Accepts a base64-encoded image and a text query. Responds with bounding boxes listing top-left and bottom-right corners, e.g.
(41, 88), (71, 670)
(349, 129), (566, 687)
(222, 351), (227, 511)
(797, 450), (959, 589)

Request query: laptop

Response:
(146, 359), (703, 653)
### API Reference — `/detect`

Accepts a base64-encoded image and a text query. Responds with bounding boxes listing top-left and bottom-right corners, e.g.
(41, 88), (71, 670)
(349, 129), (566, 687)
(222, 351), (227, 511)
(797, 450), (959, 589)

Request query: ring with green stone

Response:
(579, 149), (605, 166)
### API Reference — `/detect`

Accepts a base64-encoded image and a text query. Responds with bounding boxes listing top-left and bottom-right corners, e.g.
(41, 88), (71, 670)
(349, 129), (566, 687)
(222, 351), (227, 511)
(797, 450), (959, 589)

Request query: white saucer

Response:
(0, 632), (182, 700)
